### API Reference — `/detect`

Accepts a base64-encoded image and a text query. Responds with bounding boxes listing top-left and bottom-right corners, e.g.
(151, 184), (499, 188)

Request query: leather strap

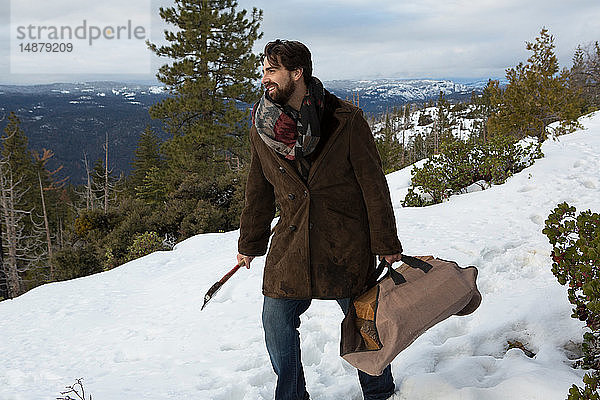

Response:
(374, 255), (434, 286)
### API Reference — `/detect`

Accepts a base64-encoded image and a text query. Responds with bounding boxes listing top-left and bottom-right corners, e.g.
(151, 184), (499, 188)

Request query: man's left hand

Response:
(380, 253), (403, 265)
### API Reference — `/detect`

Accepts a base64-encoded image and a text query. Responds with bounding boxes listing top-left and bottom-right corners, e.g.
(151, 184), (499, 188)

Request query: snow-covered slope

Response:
(2, 113), (600, 399)
(370, 104), (483, 147)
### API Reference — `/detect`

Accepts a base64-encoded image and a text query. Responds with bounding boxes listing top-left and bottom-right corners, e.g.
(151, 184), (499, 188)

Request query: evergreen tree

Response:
(1, 113), (36, 202)
(374, 112), (404, 173)
(488, 28), (582, 140)
(569, 42), (600, 112)
(471, 79), (502, 142)
(147, 0), (263, 185)
(144, 0), (263, 236)
(399, 103), (412, 166)
(433, 91), (452, 153)
(135, 166), (168, 204)
(130, 125), (164, 193)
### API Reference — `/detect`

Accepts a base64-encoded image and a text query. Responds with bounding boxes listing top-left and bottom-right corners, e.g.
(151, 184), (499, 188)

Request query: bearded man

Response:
(237, 39), (402, 400)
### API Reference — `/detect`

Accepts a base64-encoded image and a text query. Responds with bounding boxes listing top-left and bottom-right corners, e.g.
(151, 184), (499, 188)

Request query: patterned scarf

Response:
(253, 77), (325, 168)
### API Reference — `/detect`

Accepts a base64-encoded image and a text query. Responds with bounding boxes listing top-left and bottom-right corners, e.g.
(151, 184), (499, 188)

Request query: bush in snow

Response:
(403, 136), (542, 206)
(52, 244), (103, 281)
(543, 202), (600, 399)
(125, 231), (165, 262)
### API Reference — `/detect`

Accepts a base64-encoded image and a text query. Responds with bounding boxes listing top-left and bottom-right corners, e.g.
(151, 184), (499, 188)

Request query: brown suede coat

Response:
(238, 92), (402, 299)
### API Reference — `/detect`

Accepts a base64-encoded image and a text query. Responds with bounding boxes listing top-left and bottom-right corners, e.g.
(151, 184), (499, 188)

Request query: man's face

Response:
(261, 57), (296, 105)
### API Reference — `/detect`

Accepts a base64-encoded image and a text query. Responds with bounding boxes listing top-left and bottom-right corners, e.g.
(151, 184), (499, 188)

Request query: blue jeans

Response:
(262, 296), (395, 400)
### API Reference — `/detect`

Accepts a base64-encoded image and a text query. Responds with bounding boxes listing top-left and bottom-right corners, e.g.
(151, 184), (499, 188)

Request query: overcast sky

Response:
(1, 0), (599, 85)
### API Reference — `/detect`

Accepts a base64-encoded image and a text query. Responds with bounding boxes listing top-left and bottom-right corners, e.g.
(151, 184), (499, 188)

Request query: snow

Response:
(371, 104), (483, 145)
(148, 85), (165, 94)
(2, 112), (600, 399)
(327, 79), (473, 102)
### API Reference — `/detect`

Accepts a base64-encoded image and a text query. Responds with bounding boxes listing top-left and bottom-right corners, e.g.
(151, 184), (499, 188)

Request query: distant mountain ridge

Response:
(0, 78), (485, 183)
(325, 78), (487, 112)
(0, 81), (169, 185)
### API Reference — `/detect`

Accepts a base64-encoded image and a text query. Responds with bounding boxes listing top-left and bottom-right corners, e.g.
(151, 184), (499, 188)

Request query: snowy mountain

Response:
(2, 112), (599, 399)
(0, 81), (166, 96)
(326, 79), (485, 112)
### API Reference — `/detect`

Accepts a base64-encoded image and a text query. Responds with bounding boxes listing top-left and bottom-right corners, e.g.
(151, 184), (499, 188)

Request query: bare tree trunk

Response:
(433, 122), (439, 155)
(58, 217), (64, 249)
(104, 133), (109, 213)
(0, 187), (5, 300)
(83, 153), (92, 210)
(38, 171), (53, 278)
(0, 170), (21, 298)
(401, 104), (408, 166)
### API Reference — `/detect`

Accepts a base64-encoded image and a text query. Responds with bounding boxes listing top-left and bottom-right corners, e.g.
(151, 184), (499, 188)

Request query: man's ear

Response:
(292, 68), (304, 82)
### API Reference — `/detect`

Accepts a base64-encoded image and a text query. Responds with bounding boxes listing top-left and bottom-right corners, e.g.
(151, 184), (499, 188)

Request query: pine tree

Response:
(130, 125), (164, 193)
(144, 0), (263, 236)
(135, 166), (168, 204)
(147, 0), (263, 185)
(488, 28), (582, 140)
(569, 42), (600, 112)
(472, 79), (502, 142)
(374, 112), (403, 173)
(433, 91), (452, 153)
(1, 113), (36, 201)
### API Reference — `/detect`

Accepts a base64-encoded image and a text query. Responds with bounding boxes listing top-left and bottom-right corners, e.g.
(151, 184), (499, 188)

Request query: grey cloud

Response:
(2, 0), (600, 84)
(238, 0), (600, 81)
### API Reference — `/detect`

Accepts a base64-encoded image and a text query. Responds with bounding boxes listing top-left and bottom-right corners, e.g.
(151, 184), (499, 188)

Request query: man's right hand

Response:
(237, 254), (254, 269)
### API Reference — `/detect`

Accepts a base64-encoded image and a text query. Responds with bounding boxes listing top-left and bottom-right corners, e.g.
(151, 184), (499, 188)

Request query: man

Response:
(237, 39), (403, 400)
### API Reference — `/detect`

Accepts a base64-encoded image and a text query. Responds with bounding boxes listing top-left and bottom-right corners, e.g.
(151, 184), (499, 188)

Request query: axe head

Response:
(201, 281), (224, 310)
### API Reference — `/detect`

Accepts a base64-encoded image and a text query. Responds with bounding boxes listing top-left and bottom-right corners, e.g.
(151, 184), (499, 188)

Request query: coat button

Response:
(309, 222), (314, 230)
(289, 225), (297, 232)
(288, 193), (296, 200)
(303, 190), (308, 198)
(279, 167), (286, 173)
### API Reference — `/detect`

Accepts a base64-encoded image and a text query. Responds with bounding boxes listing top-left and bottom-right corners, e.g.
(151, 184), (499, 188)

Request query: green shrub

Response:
(74, 209), (111, 237)
(163, 169), (246, 239)
(543, 202), (600, 399)
(403, 136), (542, 207)
(125, 231), (165, 262)
(52, 245), (103, 281)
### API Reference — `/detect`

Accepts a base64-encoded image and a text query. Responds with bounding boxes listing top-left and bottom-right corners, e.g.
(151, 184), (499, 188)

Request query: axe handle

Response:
(219, 259), (245, 284)
(202, 259), (246, 310)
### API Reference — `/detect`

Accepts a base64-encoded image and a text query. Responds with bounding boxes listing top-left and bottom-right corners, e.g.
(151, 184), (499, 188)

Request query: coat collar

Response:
(252, 91), (359, 188)
(307, 92), (355, 184)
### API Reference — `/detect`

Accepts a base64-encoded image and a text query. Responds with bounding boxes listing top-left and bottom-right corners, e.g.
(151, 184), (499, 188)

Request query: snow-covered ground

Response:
(2, 113), (600, 399)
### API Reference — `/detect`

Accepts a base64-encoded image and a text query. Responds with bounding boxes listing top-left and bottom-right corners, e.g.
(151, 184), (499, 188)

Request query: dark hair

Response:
(262, 40), (313, 86)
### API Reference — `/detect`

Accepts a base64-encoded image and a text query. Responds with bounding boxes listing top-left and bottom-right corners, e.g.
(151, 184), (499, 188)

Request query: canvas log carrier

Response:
(340, 255), (481, 376)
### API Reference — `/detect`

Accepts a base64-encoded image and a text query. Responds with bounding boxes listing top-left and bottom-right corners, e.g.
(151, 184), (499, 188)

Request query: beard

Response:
(268, 77), (296, 105)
